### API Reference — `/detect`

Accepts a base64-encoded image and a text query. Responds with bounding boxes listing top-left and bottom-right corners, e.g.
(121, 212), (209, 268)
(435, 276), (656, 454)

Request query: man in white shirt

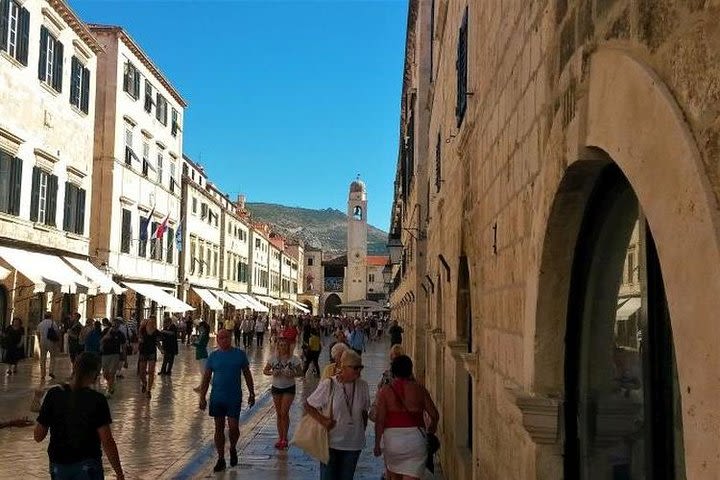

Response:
(36, 312), (60, 380)
(254, 316), (267, 347)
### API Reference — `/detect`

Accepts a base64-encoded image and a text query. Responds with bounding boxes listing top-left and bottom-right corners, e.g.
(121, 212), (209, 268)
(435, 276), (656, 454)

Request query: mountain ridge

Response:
(245, 202), (388, 254)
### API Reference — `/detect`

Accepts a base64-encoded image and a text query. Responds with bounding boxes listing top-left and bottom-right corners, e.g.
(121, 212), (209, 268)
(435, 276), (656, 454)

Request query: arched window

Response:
(353, 206), (363, 220)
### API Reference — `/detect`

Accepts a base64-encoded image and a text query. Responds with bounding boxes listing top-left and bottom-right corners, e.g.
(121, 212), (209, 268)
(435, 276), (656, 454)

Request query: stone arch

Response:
(531, 48), (720, 475)
(324, 294), (342, 315)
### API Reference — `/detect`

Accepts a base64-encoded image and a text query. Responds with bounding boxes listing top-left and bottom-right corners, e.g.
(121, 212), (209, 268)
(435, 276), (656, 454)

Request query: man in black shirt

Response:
(159, 318), (179, 375)
(35, 352), (125, 480)
(101, 319), (126, 397)
(389, 320), (404, 346)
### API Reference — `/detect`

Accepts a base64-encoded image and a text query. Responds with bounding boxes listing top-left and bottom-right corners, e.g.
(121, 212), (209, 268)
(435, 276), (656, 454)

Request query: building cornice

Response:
(49, 0), (104, 55)
(87, 24), (187, 108)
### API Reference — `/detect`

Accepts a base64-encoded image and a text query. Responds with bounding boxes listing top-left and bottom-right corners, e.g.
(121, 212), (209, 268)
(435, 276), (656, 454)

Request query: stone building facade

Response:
(389, 1), (720, 479)
(0, 0), (104, 341)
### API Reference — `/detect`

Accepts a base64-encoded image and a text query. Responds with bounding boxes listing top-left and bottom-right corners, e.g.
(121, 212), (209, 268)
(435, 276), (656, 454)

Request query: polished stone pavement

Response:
(0, 336), (439, 479)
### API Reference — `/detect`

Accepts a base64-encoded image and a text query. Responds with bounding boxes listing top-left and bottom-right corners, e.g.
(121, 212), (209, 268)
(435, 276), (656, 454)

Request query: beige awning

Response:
(0, 246), (90, 293)
(616, 297), (641, 320)
(239, 293), (269, 313)
(192, 287), (223, 311)
(63, 257), (125, 295)
(214, 290), (251, 310)
(255, 294), (282, 306)
(123, 282), (194, 313)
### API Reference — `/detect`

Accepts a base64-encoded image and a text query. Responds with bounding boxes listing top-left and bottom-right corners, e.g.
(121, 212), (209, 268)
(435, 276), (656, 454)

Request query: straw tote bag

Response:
(291, 379), (335, 463)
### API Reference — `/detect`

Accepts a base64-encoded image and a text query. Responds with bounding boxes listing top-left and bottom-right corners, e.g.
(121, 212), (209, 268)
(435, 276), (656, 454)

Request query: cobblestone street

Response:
(0, 337), (394, 479)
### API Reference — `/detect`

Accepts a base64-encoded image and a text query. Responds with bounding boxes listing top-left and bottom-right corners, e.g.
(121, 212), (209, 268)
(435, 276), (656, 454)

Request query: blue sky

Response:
(72, 0), (408, 232)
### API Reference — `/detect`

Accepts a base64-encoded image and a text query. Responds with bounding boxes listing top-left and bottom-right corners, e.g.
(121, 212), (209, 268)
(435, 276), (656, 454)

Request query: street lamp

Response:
(387, 238), (403, 265)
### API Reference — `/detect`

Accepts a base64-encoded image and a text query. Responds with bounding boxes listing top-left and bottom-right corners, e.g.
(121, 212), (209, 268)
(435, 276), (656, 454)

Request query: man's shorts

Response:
(209, 399), (242, 419)
(101, 354), (120, 374)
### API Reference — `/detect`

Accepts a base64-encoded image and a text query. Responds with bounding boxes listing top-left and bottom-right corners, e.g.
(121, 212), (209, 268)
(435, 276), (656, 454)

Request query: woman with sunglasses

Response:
(263, 334), (303, 449)
(305, 350), (370, 480)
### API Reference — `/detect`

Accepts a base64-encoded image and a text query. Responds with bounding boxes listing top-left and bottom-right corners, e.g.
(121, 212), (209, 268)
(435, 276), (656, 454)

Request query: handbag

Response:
(290, 379), (335, 463)
(389, 382), (441, 473)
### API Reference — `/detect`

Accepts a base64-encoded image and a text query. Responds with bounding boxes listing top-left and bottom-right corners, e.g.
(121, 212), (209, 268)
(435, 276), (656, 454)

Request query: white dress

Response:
(383, 426), (426, 477)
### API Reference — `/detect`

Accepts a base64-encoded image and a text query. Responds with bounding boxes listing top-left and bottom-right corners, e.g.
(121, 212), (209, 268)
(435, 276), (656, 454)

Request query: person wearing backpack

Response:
(36, 312), (60, 381)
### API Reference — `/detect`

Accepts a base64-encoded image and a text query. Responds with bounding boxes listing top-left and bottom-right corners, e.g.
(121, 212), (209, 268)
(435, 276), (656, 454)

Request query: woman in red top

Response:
(374, 355), (439, 480)
(280, 319), (299, 353)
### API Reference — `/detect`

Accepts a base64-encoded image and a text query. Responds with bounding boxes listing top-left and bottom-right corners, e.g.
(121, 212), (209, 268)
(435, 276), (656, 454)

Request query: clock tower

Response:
(346, 176), (368, 302)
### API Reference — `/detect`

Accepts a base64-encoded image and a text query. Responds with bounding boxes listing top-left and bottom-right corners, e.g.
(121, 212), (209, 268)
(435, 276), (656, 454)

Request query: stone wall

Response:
(392, 0), (720, 478)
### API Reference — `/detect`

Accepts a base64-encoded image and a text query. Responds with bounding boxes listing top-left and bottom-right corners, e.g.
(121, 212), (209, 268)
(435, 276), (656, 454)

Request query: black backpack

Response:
(46, 326), (59, 342)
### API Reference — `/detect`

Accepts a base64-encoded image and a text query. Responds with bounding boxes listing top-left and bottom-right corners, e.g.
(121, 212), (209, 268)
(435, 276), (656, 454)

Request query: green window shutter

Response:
(166, 227), (173, 263)
(38, 26), (48, 81)
(0, 151), (10, 213)
(0, 0), (9, 52)
(63, 182), (72, 231)
(69, 57), (80, 107)
(52, 40), (63, 92)
(46, 174), (58, 226)
(80, 66), (90, 113)
(29, 166), (40, 221)
(121, 209), (131, 253)
(9, 156), (22, 215)
(76, 188), (85, 235)
(17, 6), (29, 65)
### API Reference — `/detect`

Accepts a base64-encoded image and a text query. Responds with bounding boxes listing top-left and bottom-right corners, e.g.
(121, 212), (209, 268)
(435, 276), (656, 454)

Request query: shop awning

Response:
(213, 290), (250, 310)
(616, 297), (641, 320)
(293, 300), (310, 313)
(123, 282), (194, 313)
(255, 294), (282, 306)
(239, 293), (269, 313)
(63, 257), (125, 295)
(0, 246), (90, 293)
(283, 298), (310, 313)
(192, 287), (223, 311)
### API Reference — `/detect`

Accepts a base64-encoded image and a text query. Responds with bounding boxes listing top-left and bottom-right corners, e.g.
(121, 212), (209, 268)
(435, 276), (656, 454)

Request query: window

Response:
(156, 93), (168, 125)
(369, 274), (375, 283)
(166, 227), (174, 264)
(0, 150), (22, 216)
(213, 249), (218, 277)
(353, 205), (363, 220)
(171, 108), (180, 137)
(139, 141), (148, 176)
(255, 238), (261, 248)
(200, 203), (208, 220)
(189, 236), (197, 274)
(62, 182), (86, 235)
(191, 197), (197, 215)
(69, 56), (90, 113)
(120, 208), (131, 253)
(151, 221), (162, 261)
(308, 257), (314, 266)
(1, 1), (29, 65)
(456, 7), (469, 127)
(124, 128), (136, 166)
(239, 260), (248, 283)
(30, 167), (57, 226)
(138, 216), (148, 257)
(123, 61), (140, 99)
(435, 131), (442, 192)
(156, 152), (163, 184)
(169, 161), (176, 193)
(144, 80), (154, 112)
(38, 26), (63, 92)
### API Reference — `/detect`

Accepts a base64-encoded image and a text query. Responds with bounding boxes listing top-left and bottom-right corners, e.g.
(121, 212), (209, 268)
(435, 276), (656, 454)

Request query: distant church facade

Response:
(299, 179), (388, 315)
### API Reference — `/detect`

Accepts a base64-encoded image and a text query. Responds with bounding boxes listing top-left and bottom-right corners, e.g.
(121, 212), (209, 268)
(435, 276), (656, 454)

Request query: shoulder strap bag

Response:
(291, 378), (335, 464)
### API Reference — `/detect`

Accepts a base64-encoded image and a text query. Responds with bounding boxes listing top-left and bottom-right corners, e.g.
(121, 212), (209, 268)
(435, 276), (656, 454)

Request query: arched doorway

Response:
(324, 294), (341, 315)
(564, 164), (685, 479)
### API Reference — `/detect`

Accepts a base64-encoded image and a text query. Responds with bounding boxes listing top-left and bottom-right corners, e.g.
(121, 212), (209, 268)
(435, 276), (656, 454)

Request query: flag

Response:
(139, 205), (155, 241)
(175, 222), (183, 252)
(153, 214), (169, 239)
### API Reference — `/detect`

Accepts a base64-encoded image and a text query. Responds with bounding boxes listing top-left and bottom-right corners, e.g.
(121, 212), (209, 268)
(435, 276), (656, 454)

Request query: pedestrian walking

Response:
(389, 321), (403, 346)
(305, 350), (370, 480)
(192, 319), (211, 393)
(263, 335), (303, 449)
(83, 321), (103, 354)
(66, 313), (83, 367)
(241, 317), (254, 349)
(34, 352), (125, 480)
(100, 319), (126, 398)
(36, 312), (61, 380)
(281, 319), (299, 353)
(159, 317), (179, 375)
(348, 320), (367, 356)
(322, 342), (349, 380)
(255, 316), (267, 347)
(303, 325), (322, 377)
(373, 355), (439, 480)
(184, 315), (194, 346)
(138, 317), (161, 398)
(198, 328), (256, 472)
(2, 317), (25, 375)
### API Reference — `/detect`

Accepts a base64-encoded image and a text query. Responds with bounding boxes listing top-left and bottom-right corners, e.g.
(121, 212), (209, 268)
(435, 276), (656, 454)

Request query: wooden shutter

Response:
(69, 57), (80, 107)
(133, 69), (140, 99)
(29, 166), (40, 221)
(52, 39), (63, 92)
(17, 5), (28, 65)
(76, 188), (85, 235)
(144, 80), (152, 112)
(62, 182), (73, 231)
(46, 174), (58, 226)
(38, 26), (48, 81)
(80, 66), (90, 113)
(122, 63), (129, 93)
(0, 151), (10, 213)
(155, 93), (162, 121)
(166, 227), (173, 263)
(0, 0), (8, 52)
(9, 156), (21, 215)
(121, 209), (131, 253)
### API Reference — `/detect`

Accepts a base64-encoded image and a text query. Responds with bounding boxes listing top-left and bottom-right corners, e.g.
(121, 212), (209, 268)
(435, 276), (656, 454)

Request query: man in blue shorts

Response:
(198, 328), (256, 472)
